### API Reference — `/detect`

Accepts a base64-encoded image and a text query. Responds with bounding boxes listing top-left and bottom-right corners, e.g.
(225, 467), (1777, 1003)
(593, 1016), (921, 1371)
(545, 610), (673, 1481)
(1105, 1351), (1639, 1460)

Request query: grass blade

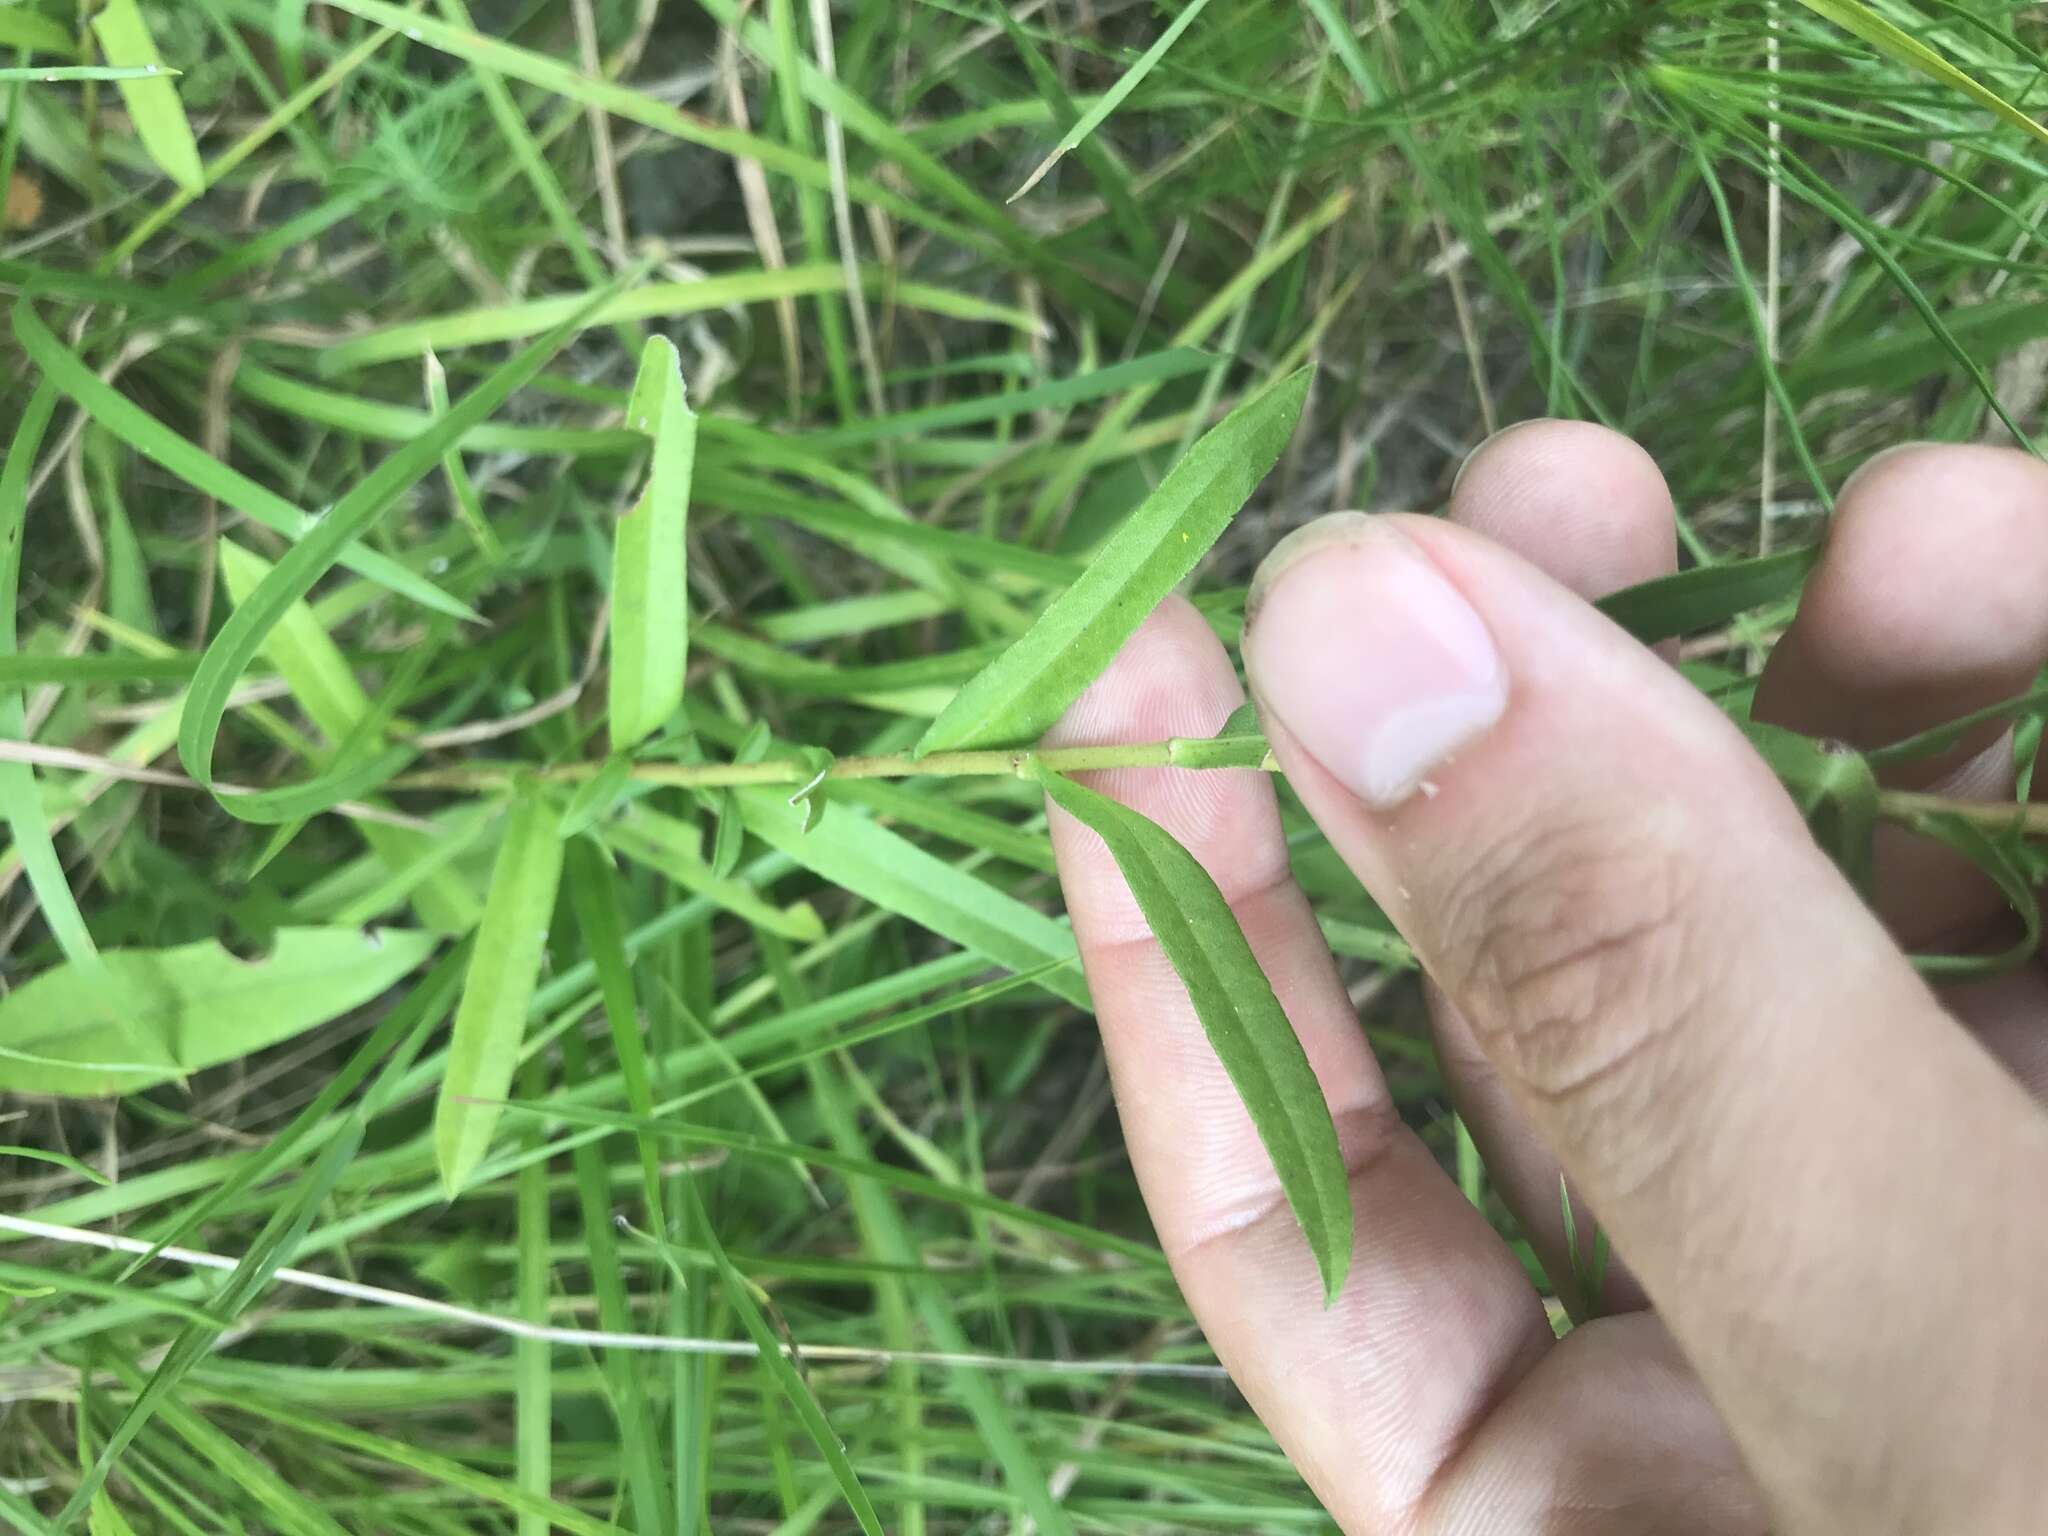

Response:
(563, 838), (663, 1222)
(125, 944), (468, 1275)
(610, 335), (697, 752)
(0, 1146), (110, 1184)
(11, 301), (471, 619)
(436, 790), (565, 1194)
(425, 349), (504, 563)
(1596, 546), (1819, 643)
(918, 366), (1311, 755)
(1792, 0), (2048, 149)
(174, 272), (631, 789)
(2, 380), (111, 992)
(606, 803), (825, 940)
(313, 269), (1038, 372)
(642, 1208), (885, 1536)
(90, 0), (204, 193)
(1041, 769), (1352, 1299)
(217, 540), (371, 743)
(59, 1121), (369, 1531)
(735, 788), (1088, 1006)
(1009, 0), (1214, 202)
(560, 754), (635, 837)
(0, 64), (167, 81)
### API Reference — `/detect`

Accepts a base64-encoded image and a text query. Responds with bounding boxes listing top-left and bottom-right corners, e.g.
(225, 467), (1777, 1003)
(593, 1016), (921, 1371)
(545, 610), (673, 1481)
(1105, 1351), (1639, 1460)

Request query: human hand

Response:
(1043, 422), (2048, 1533)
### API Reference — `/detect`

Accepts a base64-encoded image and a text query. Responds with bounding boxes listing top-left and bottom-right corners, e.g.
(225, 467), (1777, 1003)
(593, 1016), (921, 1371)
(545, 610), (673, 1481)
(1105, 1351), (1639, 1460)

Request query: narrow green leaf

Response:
(708, 789), (745, 879)
(918, 367), (1312, 755)
(2, 381), (111, 993)
(175, 273), (629, 790)
(561, 754), (636, 837)
(218, 540), (370, 743)
(1596, 546), (1819, 644)
(734, 789), (1088, 1006)
(552, 943), (673, 1534)
(0, 13), (76, 54)
(645, 1210), (885, 1536)
(0, 652), (202, 686)
(606, 802), (824, 940)
(425, 349), (504, 563)
(67, 1135), (367, 1534)
(0, 1145), (111, 1185)
(1009, 0), (1214, 201)
(314, 269), (1038, 373)
(11, 301), (472, 619)
(0, 926), (435, 1097)
(1867, 679), (2048, 768)
(1040, 769), (1352, 1299)
(90, 0), (204, 193)
(610, 335), (697, 752)
(1901, 812), (2043, 978)
(216, 743), (417, 825)
(124, 944), (468, 1276)
(804, 349), (1212, 447)
(563, 838), (663, 1223)
(436, 792), (565, 1194)
(502, 1101), (1161, 1265)
(1792, 0), (2048, 149)
(515, 1055), (551, 1536)
(0, 65), (166, 81)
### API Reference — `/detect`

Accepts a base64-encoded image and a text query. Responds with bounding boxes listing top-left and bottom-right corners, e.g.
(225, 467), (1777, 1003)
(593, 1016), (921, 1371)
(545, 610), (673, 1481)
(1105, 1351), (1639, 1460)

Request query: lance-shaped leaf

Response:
(735, 789), (1087, 1006)
(609, 335), (698, 752)
(435, 792), (565, 1193)
(1040, 769), (1353, 1299)
(917, 367), (1313, 756)
(91, 0), (204, 194)
(1597, 546), (1818, 645)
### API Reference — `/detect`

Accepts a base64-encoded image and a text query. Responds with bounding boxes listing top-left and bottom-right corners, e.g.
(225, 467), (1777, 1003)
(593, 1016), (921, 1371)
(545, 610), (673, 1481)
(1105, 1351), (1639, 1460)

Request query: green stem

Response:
(391, 735), (1276, 792)
(392, 741), (2048, 838)
(1878, 790), (2048, 836)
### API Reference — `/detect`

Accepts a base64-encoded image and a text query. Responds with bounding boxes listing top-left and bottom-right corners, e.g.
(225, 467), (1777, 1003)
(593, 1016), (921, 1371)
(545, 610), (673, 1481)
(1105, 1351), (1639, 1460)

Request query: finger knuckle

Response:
(1437, 803), (1707, 1122)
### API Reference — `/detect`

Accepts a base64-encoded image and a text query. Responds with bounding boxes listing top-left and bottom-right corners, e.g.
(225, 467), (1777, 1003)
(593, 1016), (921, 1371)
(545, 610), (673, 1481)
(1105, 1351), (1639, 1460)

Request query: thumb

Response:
(1242, 512), (2048, 1533)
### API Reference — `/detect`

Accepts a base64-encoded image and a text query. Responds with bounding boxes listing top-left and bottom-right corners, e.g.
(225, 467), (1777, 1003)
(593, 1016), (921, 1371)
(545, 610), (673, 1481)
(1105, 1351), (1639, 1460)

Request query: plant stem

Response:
(1876, 789), (2048, 836)
(392, 740), (2048, 838)
(390, 735), (1277, 792)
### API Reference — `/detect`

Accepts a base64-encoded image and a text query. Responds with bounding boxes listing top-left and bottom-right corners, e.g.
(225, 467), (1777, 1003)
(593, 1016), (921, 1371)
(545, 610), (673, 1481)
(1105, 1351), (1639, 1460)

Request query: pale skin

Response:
(1043, 423), (2048, 1533)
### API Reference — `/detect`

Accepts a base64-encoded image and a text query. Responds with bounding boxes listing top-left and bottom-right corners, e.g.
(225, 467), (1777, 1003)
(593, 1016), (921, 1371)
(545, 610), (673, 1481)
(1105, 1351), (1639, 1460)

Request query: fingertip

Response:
(1448, 420), (1677, 600)
(1757, 443), (2048, 752)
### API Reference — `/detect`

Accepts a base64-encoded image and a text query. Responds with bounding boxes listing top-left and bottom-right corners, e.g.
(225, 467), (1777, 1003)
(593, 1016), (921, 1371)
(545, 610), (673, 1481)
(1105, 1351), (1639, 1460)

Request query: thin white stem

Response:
(571, 0), (628, 255)
(0, 741), (431, 831)
(0, 1213), (1229, 1382)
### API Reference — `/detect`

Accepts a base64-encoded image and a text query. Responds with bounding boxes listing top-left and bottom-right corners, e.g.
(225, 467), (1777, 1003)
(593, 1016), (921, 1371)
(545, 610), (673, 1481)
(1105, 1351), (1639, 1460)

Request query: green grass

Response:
(3, 0), (2047, 1530)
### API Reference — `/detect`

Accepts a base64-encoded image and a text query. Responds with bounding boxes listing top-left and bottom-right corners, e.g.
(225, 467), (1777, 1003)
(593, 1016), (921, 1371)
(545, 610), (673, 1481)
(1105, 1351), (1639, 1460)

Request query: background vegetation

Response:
(3, 0), (2046, 1529)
